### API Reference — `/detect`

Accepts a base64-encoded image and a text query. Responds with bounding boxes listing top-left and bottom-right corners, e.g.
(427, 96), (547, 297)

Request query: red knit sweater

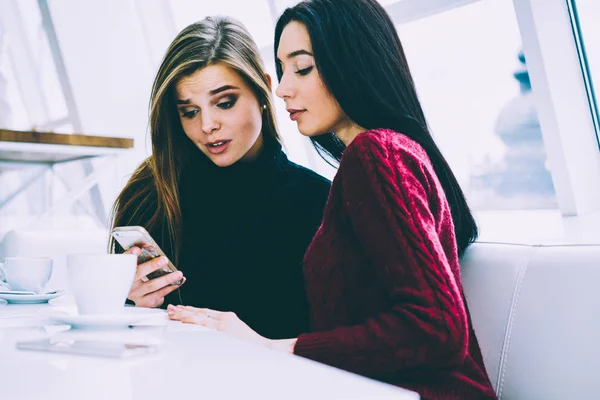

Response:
(294, 129), (496, 400)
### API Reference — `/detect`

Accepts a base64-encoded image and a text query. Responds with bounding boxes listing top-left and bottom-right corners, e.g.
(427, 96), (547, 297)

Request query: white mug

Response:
(0, 257), (53, 293)
(67, 254), (136, 315)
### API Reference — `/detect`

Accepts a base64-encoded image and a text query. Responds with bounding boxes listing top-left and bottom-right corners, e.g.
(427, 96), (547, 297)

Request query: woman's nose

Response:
(201, 112), (220, 134)
(275, 73), (294, 99)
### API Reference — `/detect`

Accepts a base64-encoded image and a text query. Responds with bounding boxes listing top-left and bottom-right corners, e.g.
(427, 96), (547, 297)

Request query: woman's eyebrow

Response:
(277, 49), (314, 62)
(176, 85), (240, 105)
(209, 85), (240, 96)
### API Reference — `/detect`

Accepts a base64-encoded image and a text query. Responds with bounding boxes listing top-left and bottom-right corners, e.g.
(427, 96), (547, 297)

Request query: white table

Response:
(0, 298), (419, 400)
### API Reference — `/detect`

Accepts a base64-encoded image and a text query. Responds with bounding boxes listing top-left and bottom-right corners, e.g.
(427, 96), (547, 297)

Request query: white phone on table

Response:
(17, 338), (159, 359)
(111, 226), (181, 285)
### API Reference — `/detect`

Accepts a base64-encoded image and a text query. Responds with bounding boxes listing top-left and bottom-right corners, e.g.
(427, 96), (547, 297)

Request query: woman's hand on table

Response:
(125, 247), (185, 308)
(167, 304), (298, 353)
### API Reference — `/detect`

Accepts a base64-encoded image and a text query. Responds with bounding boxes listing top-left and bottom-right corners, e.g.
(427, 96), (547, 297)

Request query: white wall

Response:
(45, 0), (170, 213)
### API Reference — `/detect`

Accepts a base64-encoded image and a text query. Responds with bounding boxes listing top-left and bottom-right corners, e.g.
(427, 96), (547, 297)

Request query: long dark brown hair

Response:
(109, 16), (281, 262)
(274, 0), (478, 255)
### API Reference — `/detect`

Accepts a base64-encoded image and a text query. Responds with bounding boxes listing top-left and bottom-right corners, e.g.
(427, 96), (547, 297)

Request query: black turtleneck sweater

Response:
(168, 140), (330, 339)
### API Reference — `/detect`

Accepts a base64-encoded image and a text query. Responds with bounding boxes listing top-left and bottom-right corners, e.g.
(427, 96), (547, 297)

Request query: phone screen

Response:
(112, 227), (180, 283)
(136, 243), (160, 264)
(113, 232), (157, 262)
(17, 339), (159, 359)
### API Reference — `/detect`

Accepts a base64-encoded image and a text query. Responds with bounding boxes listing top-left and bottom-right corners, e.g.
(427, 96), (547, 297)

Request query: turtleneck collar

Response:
(183, 137), (287, 190)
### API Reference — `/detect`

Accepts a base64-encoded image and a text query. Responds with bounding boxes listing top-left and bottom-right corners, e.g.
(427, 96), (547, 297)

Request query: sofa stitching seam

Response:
(497, 246), (535, 398)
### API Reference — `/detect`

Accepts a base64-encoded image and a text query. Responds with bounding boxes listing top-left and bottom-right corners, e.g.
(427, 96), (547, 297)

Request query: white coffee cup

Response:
(0, 257), (53, 293)
(67, 254), (136, 315)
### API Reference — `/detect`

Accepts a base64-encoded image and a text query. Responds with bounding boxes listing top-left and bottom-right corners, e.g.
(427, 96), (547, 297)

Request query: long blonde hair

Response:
(109, 16), (280, 263)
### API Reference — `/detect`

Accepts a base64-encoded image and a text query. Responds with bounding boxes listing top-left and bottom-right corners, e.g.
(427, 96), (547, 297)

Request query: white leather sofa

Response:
(461, 242), (600, 400)
(0, 229), (108, 291)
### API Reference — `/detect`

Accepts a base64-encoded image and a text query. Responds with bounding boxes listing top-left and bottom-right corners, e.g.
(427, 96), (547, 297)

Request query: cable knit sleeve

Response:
(293, 133), (469, 376)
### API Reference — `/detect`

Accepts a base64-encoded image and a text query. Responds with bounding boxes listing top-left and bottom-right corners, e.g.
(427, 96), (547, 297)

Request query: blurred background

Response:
(0, 0), (599, 247)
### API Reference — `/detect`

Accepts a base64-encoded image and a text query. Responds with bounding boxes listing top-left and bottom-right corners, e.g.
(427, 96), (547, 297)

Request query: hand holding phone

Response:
(126, 247), (185, 306)
(112, 226), (179, 280)
(112, 226), (185, 308)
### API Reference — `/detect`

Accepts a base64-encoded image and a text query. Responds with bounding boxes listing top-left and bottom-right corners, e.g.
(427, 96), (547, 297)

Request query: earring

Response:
(262, 104), (267, 110)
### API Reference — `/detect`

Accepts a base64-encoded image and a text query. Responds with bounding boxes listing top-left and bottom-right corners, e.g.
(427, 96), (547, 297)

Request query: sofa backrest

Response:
(461, 242), (600, 399)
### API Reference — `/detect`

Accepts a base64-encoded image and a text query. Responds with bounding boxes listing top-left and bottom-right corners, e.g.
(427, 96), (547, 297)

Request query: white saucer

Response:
(0, 290), (66, 304)
(43, 307), (165, 329)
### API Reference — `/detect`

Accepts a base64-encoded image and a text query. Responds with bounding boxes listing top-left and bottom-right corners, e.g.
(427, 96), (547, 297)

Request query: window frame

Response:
(512, 0), (600, 215)
(361, 0), (600, 217)
(565, 0), (600, 151)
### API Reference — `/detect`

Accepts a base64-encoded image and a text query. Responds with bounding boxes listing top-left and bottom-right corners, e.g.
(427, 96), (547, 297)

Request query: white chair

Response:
(461, 242), (600, 399)
(0, 228), (109, 291)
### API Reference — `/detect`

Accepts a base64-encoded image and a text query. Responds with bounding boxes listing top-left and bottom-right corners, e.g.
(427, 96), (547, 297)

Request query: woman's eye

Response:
(181, 109), (198, 119)
(296, 66), (314, 76)
(217, 99), (236, 109)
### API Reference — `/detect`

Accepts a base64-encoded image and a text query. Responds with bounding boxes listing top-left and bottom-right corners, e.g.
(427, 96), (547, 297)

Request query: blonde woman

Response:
(110, 17), (330, 340)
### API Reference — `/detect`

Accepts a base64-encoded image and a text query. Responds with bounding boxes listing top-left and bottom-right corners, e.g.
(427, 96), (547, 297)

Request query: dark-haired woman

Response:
(169, 1), (496, 398)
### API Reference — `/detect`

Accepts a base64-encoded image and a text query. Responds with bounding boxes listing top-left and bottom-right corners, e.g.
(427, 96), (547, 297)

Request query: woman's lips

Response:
(206, 140), (231, 155)
(289, 110), (305, 121)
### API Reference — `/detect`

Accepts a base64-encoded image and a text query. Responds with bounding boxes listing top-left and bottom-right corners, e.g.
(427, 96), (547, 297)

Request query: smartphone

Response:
(17, 338), (159, 359)
(111, 226), (181, 284)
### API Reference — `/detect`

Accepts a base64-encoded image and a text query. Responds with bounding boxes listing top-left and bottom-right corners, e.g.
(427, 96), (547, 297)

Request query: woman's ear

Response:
(265, 73), (273, 92)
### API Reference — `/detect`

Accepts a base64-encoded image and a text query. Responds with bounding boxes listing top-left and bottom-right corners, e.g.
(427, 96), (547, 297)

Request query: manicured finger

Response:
(143, 271), (184, 294)
(180, 311), (219, 329)
(134, 257), (170, 281)
(168, 307), (189, 321)
(132, 271), (181, 299)
(148, 278), (184, 302)
(167, 306), (182, 320)
(176, 306), (223, 321)
(125, 246), (141, 256)
(176, 305), (206, 314)
(168, 306), (202, 321)
(167, 305), (191, 319)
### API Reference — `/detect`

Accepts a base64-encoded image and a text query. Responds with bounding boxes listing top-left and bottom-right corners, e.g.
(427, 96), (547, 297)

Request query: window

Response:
(568, 0), (600, 147)
(396, 0), (558, 210)
(0, 27), (27, 129)
(0, 0), (76, 237)
(274, 0), (297, 13)
(170, 0), (275, 49)
(0, 0), (70, 132)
